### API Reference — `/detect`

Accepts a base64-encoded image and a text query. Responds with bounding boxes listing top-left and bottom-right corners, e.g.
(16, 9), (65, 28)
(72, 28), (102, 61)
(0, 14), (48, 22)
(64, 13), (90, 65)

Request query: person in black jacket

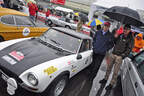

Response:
(99, 24), (134, 90)
(90, 25), (102, 38)
(89, 22), (114, 80)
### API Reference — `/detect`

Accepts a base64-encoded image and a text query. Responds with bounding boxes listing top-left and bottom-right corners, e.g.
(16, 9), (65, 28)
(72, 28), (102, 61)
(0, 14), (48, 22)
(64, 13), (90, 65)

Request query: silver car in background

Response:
(121, 51), (144, 96)
(46, 16), (90, 34)
(46, 16), (77, 29)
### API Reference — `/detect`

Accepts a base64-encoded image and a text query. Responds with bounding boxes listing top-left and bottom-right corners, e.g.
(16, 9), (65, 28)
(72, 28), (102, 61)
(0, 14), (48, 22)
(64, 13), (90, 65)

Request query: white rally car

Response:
(0, 27), (93, 96)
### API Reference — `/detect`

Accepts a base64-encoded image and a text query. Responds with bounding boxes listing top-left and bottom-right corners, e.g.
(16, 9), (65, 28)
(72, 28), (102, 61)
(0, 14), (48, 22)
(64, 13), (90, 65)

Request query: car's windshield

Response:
(39, 29), (81, 53)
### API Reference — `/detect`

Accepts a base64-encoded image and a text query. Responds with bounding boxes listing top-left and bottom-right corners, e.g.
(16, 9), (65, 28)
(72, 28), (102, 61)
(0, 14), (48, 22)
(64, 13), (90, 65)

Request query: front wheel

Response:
(46, 75), (68, 96)
(65, 25), (71, 29)
(46, 20), (53, 26)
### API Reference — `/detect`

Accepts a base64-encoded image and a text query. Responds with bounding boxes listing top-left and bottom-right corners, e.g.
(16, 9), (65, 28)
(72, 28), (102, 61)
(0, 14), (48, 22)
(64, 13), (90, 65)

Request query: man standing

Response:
(76, 19), (84, 32)
(89, 22), (114, 80)
(99, 24), (134, 90)
(45, 8), (51, 24)
(28, 2), (38, 22)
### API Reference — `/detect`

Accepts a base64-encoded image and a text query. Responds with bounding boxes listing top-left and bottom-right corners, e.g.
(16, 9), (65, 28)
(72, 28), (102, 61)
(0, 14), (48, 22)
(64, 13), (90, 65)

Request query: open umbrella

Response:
(104, 6), (144, 27)
(88, 18), (104, 26)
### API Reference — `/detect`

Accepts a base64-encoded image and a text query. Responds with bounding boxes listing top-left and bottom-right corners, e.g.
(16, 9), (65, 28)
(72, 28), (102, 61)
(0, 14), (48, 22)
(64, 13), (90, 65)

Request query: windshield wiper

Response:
(57, 46), (75, 54)
(37, 38), (74, 54)
(49, 39), (61, 46)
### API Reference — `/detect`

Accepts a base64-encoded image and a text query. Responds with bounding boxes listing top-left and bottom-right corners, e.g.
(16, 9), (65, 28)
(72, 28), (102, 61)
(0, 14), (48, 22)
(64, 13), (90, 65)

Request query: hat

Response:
(137, 33), (143, 38)
(104, 22), (111, 27)
(124, 24), (131, 29)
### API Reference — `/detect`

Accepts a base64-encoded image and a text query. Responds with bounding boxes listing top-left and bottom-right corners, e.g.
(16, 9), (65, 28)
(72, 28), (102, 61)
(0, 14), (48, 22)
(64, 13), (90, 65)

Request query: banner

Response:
(50, 0), (66, 5)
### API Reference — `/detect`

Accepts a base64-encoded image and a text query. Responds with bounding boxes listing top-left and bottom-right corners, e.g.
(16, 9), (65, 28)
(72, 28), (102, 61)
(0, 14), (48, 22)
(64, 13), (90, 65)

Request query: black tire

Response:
(47, 20), (53, 26)
(0, 36), (4, 42)
(65, 25), (71, 29)
(43, 75), (68, 96)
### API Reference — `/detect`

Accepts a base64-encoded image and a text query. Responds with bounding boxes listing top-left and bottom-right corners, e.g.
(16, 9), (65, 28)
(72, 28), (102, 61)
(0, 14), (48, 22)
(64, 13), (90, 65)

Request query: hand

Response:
(114, 33), (119, 38)
(140, 48), (144, 52)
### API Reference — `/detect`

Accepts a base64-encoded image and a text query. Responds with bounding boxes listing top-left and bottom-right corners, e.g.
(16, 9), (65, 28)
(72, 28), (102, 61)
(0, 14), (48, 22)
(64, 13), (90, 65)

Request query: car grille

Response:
(0, 65), (23, 84)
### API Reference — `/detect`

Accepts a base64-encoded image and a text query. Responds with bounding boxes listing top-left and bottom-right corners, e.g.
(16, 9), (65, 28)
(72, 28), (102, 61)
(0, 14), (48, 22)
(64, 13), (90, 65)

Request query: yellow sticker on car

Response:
(44, 66), (58, 75)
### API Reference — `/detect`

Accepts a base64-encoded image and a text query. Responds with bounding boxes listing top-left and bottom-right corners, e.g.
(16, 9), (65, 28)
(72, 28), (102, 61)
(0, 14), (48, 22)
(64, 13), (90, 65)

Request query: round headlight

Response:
(27, 73), (38, 86)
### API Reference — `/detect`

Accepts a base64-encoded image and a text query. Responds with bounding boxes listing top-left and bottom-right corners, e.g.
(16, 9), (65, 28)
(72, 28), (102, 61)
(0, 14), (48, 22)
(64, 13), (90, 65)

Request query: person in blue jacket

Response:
(89, 22), (114, 80)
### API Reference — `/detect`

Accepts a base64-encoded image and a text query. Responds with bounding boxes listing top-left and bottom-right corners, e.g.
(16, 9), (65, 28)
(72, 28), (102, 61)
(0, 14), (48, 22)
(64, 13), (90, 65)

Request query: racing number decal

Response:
(44, 66), (58, 75)
(23, 28), (30, 36)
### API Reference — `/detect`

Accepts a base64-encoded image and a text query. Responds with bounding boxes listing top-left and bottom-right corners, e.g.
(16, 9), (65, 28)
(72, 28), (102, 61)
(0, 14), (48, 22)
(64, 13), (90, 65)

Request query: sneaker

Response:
(99, 79), (107, 84)
(105, 84), (113, 90)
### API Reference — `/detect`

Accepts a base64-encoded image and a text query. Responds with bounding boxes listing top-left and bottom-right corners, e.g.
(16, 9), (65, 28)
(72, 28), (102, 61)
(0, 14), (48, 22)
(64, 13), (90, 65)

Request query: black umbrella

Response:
(104, 6), (144, 27)
(79, 12), (88, 22)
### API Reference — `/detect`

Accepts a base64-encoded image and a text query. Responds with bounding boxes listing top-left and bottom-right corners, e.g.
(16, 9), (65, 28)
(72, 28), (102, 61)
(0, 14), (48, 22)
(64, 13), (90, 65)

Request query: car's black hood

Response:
(0, 39), (71, 76)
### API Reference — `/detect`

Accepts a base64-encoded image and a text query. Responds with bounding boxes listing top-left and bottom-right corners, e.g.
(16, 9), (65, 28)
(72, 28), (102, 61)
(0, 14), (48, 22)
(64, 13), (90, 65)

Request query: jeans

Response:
(30, 15), (35, 22)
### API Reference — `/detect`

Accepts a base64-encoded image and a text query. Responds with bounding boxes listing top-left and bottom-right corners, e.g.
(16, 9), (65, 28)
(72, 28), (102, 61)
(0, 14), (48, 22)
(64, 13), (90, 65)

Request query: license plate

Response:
(2, 74), (8, 81)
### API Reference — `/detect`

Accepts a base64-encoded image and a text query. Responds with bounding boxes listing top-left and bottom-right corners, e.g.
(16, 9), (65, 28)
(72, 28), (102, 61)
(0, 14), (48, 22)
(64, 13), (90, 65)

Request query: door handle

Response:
(135, 82), (138, 88)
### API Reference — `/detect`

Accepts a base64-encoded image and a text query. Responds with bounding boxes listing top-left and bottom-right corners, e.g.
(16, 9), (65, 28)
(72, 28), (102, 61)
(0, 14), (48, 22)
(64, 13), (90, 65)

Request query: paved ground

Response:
(89, 60), (123, 96)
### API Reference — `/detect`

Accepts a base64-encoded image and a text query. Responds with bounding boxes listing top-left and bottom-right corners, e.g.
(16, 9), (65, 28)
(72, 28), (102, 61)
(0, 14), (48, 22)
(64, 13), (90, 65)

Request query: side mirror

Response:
(77, 54), (82, 60)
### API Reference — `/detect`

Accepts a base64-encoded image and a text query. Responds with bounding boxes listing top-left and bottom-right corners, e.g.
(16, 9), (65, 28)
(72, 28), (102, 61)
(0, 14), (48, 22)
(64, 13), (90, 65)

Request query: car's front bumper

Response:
(0, 69), (39, 95)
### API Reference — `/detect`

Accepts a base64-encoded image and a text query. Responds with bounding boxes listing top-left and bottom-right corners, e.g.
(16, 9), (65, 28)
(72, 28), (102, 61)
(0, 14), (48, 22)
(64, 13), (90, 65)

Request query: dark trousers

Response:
(89, 52), (105, 80)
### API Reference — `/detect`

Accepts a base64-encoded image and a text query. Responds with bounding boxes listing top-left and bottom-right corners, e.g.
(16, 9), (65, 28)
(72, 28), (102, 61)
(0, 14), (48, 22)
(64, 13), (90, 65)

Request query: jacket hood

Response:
(137, 33), (143, 39)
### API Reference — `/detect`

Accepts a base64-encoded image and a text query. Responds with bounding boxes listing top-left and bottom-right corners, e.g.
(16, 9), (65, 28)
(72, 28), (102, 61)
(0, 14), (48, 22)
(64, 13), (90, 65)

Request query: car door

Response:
(14, 15), (42, 38)
(0, 15), (17, 40)
(76, 39), (93, 71)
(131, 52), (144, 96)
(122, 52), (144, 96)
(57, 17), (66, 27)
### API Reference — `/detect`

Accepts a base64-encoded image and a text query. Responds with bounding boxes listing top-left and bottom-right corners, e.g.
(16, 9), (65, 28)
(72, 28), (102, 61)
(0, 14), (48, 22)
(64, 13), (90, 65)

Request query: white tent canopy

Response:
(88, 0), (144, 20)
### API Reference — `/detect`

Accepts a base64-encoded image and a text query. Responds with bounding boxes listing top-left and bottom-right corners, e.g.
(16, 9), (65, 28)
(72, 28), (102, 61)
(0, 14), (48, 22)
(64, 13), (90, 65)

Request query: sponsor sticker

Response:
(68, 61), (75, 65)
(44, 66), (58, 75)
(23, 27), (30, 36)
(9, 51), (24, 61)
(2, 55), (17, 65)
(72, 69), (76, 72)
